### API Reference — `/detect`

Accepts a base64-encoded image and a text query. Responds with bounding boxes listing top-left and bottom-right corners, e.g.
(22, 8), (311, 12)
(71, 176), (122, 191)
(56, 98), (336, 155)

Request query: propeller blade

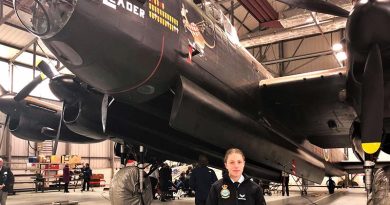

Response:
(276, 0), (349, 18)
(37, 60), (58, 79)
(361, 44), (384, 147)
(14, 75), (46, 102)
(52, 102), (64, 155)
(101, 94), (109, 133)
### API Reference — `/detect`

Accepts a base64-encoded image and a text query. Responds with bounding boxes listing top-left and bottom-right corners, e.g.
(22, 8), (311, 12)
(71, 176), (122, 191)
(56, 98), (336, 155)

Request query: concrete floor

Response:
(6, 187), (367, 205)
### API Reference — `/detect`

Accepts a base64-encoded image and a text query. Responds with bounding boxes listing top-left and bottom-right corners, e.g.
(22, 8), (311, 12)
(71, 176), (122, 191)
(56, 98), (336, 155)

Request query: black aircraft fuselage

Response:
(23, 0), (270, 111)
(9, 0), (350, 183)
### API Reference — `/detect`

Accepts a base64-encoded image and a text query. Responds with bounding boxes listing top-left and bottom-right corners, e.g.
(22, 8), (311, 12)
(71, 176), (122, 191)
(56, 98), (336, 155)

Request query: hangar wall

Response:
(247, 29), (344, 77)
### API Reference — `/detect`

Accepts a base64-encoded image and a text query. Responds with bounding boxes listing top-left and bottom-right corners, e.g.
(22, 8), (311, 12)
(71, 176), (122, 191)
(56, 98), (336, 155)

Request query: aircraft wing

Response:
(339, 161), (390, 174)
(259, 67), (356, 148)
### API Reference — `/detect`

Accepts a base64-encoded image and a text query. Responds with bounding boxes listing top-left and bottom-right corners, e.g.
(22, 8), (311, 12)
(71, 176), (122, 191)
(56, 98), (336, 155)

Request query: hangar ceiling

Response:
(0, 0), (352, 78)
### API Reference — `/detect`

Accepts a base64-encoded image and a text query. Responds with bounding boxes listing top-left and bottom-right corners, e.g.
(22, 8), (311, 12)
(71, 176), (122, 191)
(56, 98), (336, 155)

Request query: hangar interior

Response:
(0, 0), (381, 204)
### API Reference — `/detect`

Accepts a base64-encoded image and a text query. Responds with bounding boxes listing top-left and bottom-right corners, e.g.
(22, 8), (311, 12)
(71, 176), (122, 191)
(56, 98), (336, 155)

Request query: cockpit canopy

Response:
(197, 0), (240, 44)
(14, 0), (77, 38)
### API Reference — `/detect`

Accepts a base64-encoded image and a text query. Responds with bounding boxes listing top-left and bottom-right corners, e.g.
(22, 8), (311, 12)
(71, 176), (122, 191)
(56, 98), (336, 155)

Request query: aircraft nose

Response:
(13, 0), (77, 38)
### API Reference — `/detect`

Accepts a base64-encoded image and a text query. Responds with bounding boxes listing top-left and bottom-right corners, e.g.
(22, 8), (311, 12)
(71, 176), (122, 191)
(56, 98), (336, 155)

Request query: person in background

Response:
(185, 166), (193, 196)
(206, 148), (266, 205)
(190, 155), (218, 205)
(326, 177), (336, 194)
(159, 163), (172, 202)
(149, 165), (159, 199)
(63, 164), (70, 193)
(176, 172), (186, 190)
(0, 158), (14, 205)
(81, 163), (92, 191)
(281, 171), (289, 196)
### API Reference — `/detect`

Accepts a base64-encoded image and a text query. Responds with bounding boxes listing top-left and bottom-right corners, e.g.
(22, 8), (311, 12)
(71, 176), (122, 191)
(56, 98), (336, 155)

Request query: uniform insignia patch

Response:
(220, 184), (230, 199)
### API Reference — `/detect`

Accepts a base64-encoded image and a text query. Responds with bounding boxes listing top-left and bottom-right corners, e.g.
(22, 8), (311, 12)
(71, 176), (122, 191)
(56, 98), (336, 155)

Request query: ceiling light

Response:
(336, 52), (347, 61)
(332, 43), (343, 52)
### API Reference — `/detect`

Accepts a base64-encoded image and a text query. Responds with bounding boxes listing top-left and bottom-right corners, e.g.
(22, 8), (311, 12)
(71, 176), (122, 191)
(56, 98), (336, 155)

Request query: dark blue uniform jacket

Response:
(190, 166), (218, 203)
(206, 174), (266, 205)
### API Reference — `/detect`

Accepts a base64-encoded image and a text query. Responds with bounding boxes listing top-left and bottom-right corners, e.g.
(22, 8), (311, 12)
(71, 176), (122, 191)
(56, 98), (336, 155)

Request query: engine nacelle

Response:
(63, 91), (108, 140)
(8, 109), (104, 143)
(9, 113), (53, 142)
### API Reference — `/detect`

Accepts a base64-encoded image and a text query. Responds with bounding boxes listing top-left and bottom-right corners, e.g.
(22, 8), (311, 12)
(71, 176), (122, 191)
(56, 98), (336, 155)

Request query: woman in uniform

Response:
(206, 148), (266, 205)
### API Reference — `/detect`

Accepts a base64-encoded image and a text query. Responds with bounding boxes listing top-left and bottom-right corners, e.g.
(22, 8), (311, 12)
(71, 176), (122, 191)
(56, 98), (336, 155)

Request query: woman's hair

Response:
(224, 148), (245, 163)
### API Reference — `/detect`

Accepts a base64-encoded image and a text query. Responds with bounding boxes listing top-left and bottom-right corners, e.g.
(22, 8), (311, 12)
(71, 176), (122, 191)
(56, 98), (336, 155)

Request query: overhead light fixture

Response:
(336, 52), (347, 61)
(332, 43), (343, 52)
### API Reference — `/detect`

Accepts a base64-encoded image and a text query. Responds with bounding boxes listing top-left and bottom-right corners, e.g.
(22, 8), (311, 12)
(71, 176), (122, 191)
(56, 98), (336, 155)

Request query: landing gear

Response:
(112, 142), (158, 205)
(350, 121), (383, 205)
(364, 160), (375, 195)
(367, 166), (390, 205)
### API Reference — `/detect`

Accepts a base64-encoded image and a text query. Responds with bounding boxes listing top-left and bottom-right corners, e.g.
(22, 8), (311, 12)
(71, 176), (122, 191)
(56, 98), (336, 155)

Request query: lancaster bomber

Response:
(1, 0), (390, 201)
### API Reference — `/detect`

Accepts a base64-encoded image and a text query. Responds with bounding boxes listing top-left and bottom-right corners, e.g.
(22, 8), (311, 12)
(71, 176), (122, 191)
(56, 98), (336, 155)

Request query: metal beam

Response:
(259, 44), (270, 61)
(284, 38), (304, 70)
(9, 63), (13, 92)
(0, 0), (3, 21)
(0, 10), (14, 26)
(33, 42), (36, 76)
(219, 4), (251, 32)
(0, 55), (36, 69)
(238, 11), (250, 32)
(217, 0), (236, 4)
(241, 17), (347, 47)
(9, 37), (38, 62)
(0, 34), (56, 61)
(223, 1), (241, 15)
(278, 41), (284, 76)
(309, 12), (342, 67)
(285, 57), (319, 75)
(230, 1), (234, 26)
(4, 21), (28, 32)
(262, 50), (333, 65)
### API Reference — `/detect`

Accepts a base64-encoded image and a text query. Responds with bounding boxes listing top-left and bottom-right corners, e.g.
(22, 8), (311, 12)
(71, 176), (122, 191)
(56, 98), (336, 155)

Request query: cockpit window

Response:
(222, 14), (239, 44)
(14, 0), (77, 38)
(202, 0), (239, 44)
(203, 0), (223, 25)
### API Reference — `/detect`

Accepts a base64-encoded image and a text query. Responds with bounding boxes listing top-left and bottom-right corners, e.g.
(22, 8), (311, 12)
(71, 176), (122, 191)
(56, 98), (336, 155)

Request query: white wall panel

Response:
(11, 134), (29, 157)
(9, 156), (29, 170)
(89, 158), (110, 169)
(70, 143), (90, 157)
(0, 62), (10, 91)
(90, 140), (110, 158)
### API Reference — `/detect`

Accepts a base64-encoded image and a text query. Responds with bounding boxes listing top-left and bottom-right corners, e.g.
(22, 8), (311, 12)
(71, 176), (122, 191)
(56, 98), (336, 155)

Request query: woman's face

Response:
(225, 153), (245, 179)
